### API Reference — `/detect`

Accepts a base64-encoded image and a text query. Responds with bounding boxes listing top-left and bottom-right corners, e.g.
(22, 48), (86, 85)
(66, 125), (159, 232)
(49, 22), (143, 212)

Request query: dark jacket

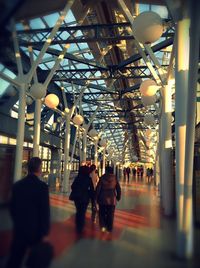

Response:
(10, 174), (50, 243)
(96, 173), (121, 205)
(70, 175), (95, 204)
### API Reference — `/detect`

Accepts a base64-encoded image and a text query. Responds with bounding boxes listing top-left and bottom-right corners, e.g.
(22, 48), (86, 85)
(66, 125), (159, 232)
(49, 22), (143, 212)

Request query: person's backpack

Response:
(26, 241), (54, 268)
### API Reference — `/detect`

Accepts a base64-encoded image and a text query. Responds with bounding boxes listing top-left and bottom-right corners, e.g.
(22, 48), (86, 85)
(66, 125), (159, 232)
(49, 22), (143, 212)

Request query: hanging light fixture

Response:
(132, 11), (164, 44)
(7, 87), (17, 96)
(139, 79), (159, 97)
(73, 114), (84, 126)
(57, 116), (63, 123)
(141, 95), (156, 106)
(99, 139), (107, 147)
(29, 83), (46, 99)
(26, 96), (34, 105)
(45, 94), (59, 109)
(88, 128), (98, 138)
(132, 155), (138, 162)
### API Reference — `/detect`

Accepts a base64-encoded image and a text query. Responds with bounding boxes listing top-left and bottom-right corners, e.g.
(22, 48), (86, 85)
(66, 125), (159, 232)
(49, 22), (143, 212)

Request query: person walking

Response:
(126, 166), (131, 183)
(89, 164), (99, 222)
(96, 166), (121, 234)
(140, 165), (144, 179)
(146, 168), (151, 184)
(123, 167), (127, 181)
(6, 157), (50, 268)
(132, 167), (136, 180)
(70, 165), (95, 235)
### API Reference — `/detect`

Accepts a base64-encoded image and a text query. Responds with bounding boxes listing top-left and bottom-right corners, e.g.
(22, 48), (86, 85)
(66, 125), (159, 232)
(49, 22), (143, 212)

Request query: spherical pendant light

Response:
(99, 139), (107, 147)
(132, 156), (138, 162)
(139, 79), (159, 97)
(7, 87), (17, 96)
(44, 94), (59, 109)
(132, 11), (164, 44)
(57, 116), (63, 123)
(26, 96), (34, 105)
(144, 114), (155, 125)
(88, 129), (98, 138)
(29, 83), (46, 99)
(141, 95), (156, 107)
(73, 114), (84, 126)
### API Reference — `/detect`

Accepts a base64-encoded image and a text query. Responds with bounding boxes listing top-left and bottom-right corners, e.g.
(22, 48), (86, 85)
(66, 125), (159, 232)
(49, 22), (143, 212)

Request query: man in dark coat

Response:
(6, 157), (50, 268)
(96, 166), (121, 233)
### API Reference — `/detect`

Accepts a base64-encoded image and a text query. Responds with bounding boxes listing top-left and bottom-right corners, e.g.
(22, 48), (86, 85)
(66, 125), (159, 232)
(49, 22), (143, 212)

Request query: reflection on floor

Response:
(0, 178), (200, 268)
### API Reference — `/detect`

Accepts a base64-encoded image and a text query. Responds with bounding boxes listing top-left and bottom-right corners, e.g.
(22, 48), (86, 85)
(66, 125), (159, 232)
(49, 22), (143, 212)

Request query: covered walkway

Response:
(0, 0), (200, 267)
(1, 178), (200, 267)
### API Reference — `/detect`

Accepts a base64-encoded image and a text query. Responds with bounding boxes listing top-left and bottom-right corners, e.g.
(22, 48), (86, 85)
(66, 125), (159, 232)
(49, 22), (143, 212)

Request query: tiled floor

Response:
(0, 178), (200, 268)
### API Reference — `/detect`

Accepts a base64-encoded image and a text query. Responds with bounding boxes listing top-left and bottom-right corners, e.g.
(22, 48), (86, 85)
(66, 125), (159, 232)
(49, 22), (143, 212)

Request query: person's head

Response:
(90, 164), (96, 173)
(105, 166), (113, 174)
(28, 157), (42, 176)
(78, 165), (90, 177)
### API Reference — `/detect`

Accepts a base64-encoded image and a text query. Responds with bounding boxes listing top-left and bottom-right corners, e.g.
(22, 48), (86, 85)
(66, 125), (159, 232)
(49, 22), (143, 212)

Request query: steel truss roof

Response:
(0, 1), (174, 162)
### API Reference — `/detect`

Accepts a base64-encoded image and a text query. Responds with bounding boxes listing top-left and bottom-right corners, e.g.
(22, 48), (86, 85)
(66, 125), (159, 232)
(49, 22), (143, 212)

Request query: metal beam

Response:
(16, 21), (173, 46)
(51, 65), (168, 81)
(117, 38), (173, 69)
(32, 45), (108, 70)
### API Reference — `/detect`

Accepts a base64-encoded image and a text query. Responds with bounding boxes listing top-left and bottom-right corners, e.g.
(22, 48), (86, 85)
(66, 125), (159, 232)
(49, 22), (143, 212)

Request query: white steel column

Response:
(102, 147), (106, 175)
(12, 21), (26, 182)
(33, 100), (42, 156)
(94, 139), (98, 166)
(182, 0), (200, 258)
(161, 84), (173, 215)
(82, 106), (100, 163)
(158, 119), (164, 202)
(14, 85), (26, 181)
(70, 126), (78, 166)
(94, 122), (107, 166)
(82, 131), (87, 164)
(175, 13), (190, 257)
(62, 86), (85, 191)
(63, 112), (71, 192)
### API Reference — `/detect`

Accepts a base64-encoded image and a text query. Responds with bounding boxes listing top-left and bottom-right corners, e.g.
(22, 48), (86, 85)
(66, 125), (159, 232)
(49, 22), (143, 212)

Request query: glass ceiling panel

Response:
(30, 18), (46, 29)
(151, 5), (168, 18)
(0, 64), (16, 97)
(43, 13), (60, 27)
(64, 9), (76, 24)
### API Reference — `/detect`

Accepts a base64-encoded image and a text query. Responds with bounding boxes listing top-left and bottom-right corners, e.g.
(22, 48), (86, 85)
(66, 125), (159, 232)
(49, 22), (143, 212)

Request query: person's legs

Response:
(6, 234), (27, 268)
(91, 200), (97, 222)
(75, 201), (88, 233)
(99, 205), (106, 230)
(106, 206), (115, 232)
